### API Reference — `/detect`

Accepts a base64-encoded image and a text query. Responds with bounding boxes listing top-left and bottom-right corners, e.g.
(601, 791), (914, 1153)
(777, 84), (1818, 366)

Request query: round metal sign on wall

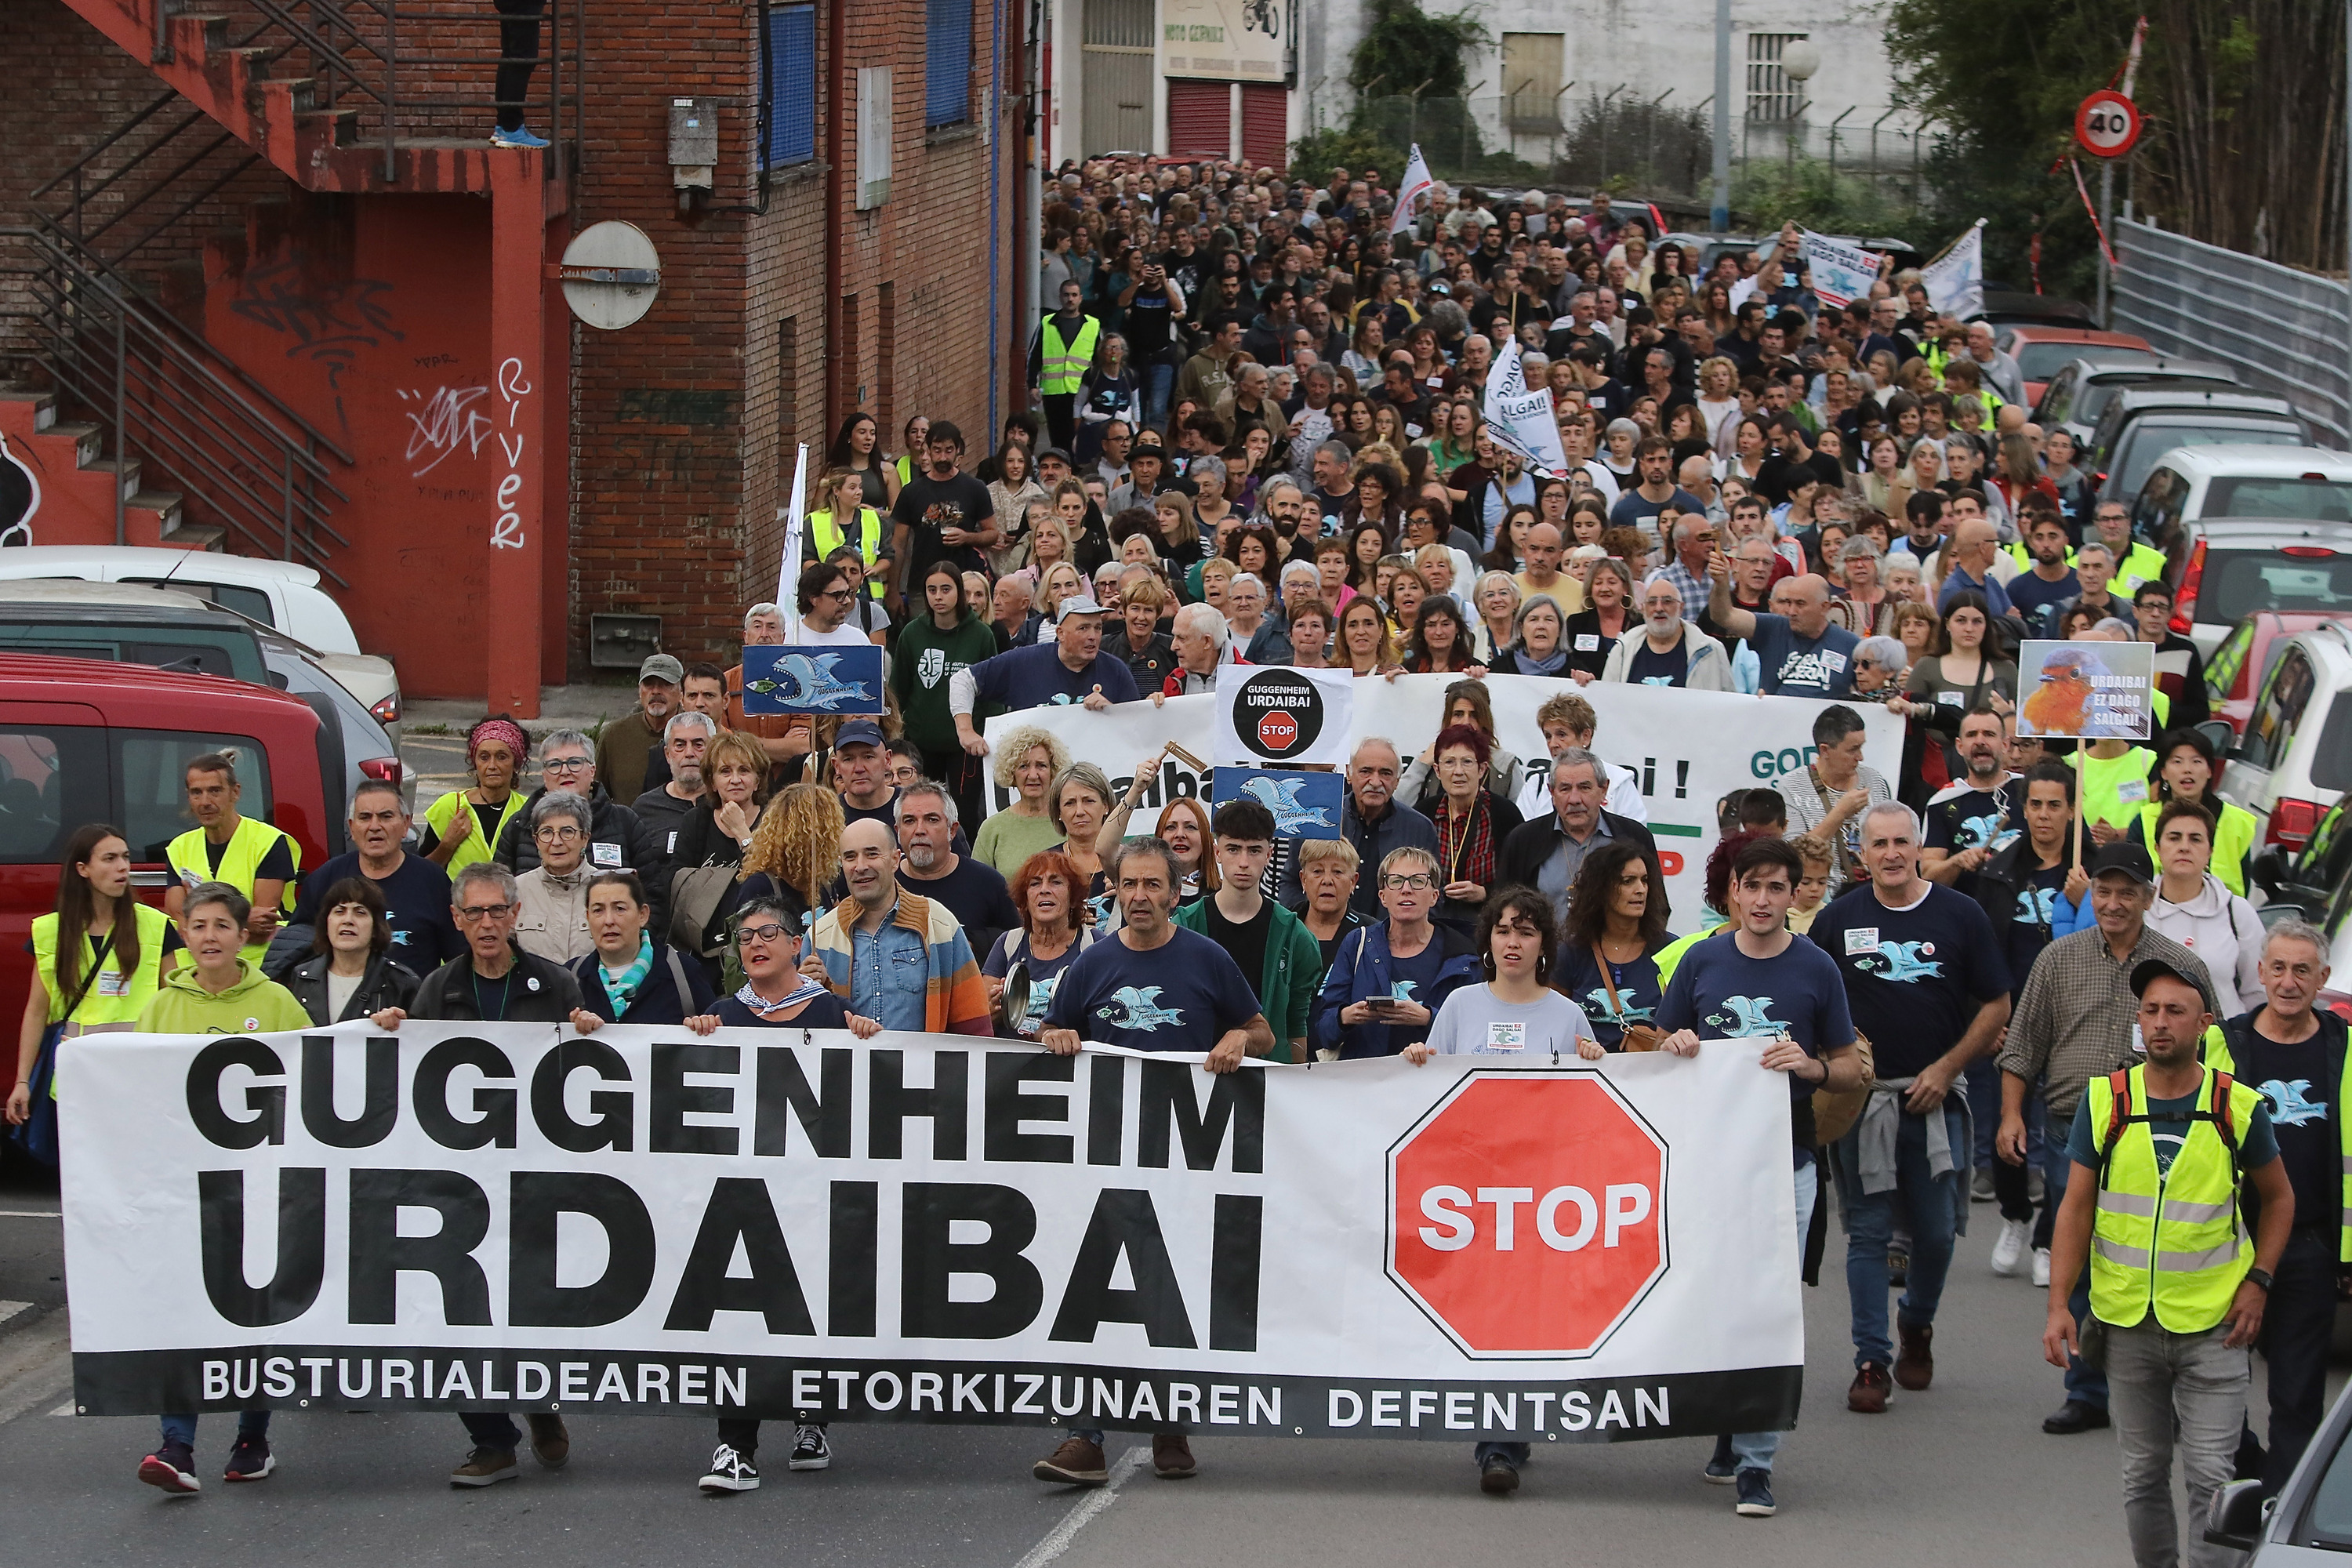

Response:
(559, 221), (662, 330)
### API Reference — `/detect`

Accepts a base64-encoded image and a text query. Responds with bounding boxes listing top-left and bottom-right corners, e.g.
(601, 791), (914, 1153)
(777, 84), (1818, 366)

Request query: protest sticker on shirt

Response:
(2015, 639), (2154, 741)
(739, 644), (885, 716)
(1213, 665), (1356, 768)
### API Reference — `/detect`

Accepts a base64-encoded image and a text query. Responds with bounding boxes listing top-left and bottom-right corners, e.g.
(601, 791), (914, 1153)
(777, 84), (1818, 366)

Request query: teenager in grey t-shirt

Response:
(1418, 983), (1599, 1059)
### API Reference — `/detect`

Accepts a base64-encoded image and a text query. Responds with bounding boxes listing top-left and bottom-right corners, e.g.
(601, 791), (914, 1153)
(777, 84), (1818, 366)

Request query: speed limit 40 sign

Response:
(2075, 90), (2143, 158)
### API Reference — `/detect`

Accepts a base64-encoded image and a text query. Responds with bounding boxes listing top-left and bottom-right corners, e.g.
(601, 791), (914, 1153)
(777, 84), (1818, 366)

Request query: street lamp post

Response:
(1711, 0), (1730, 232)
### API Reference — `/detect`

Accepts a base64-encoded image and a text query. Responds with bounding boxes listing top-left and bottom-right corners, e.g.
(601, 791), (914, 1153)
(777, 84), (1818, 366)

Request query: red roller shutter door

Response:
(1240, 84), (1287, 169)
(1166, 79), (1229, 160)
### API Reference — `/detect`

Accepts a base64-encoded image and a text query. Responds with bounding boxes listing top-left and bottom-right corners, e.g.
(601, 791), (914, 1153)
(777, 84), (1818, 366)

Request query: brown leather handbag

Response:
(1592, 944), (1667, 1053)
(1810, 1030), (1878, 1145)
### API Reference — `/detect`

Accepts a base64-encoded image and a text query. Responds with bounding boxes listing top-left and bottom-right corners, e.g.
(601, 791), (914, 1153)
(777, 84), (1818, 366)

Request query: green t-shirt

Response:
(972, 810), (1069, 880)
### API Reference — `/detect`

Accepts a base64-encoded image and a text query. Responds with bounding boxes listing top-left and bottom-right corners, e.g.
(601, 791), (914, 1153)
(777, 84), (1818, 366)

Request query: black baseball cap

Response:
(2130, 956), (2205, 1000)
(2087, 844), (2156, 886)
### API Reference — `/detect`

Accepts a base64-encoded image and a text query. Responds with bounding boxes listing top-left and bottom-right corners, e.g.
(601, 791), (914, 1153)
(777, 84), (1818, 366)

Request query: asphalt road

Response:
(5, 1182), (2308, 1567)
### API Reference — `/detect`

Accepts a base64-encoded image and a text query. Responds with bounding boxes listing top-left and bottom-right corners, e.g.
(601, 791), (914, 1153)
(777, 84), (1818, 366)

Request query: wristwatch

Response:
(2245, 1267), (2274, 1293)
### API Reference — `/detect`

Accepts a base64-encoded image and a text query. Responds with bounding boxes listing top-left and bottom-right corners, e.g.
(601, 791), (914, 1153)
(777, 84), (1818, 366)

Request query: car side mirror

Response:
(2202, 1477), (2269, 1552)
(2194, 719), (2236, 757)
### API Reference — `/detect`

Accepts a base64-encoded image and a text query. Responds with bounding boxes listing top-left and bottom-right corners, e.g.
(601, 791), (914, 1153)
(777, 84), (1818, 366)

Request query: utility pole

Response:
(1711, 0), (1731, 232)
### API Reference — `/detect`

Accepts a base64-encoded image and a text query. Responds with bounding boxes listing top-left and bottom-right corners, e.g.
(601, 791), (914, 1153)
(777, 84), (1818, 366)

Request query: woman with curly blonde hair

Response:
(700, 782), (844, 986)
(973, 724), (1072, 877)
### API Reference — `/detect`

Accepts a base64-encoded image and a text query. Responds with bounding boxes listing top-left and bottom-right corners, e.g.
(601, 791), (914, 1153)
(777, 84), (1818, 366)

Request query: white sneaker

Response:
(1990, 1217), (2031, 1276)
(2031, 1247), (2052, 1288)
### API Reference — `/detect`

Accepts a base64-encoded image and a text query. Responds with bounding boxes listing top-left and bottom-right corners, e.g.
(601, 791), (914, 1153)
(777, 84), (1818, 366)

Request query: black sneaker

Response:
(1479, 1454), (1519, 1495)
(1704, 1434), (1737, 1484)
(787, 1425), (831, 1472)
(223, 1435), (274, 1482)
(1735, 1467), (1777, 1517)
(139, 1440), (201, 1495)
(699, 1443), (760, 1494)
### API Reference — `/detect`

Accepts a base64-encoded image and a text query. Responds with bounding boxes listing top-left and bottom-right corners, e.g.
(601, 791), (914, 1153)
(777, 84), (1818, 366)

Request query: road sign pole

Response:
(1710, 0), (1730, 233)
(2096, 158), (2114, 327)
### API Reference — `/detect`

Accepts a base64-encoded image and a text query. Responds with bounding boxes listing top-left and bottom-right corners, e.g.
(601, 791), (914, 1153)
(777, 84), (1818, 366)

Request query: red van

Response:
(0, 655), (339, 1015)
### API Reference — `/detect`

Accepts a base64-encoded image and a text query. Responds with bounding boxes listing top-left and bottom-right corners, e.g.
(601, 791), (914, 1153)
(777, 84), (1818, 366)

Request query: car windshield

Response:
(2205, 476), (2352, 522)
(2079, 376), (2225, 427)
(2116, 423), (2301, 498)
(2014, 342), (2101, 379)
(2202, 550), (2352, 625)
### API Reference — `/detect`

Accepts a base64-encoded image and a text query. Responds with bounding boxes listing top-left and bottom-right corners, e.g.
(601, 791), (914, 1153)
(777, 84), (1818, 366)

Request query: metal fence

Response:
(2113, 217), (2352, 452)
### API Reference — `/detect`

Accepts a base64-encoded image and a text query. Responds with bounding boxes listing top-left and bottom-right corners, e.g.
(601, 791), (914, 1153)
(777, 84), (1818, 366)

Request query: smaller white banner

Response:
(1213, 664), (1356, 768)
(1798, 229), (1883, 310)
(1391, 144), (1436, 236)
(1483, 339), (1570, 479)
(1922, 221), (1987, 320)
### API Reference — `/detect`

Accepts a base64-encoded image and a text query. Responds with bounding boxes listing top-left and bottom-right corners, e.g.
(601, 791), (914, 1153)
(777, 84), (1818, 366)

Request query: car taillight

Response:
(2170, 538), (2205, 634)
(2320, 989), (2352, 1025)
(358, 757), (404, 785)
(2282, 546), (2339, 559)
(369, 692), (401, 724)
(2269, 796), (2324, 849)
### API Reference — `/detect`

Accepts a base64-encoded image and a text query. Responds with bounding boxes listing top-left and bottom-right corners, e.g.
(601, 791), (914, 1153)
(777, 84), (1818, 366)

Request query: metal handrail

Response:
(0, 227), (353, 581)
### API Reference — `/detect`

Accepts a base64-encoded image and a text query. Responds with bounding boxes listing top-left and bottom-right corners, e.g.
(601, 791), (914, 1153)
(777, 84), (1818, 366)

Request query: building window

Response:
(1745, 32), (1806, 122)
(925, 0), (973, 128)
(761, 4), (817, 168)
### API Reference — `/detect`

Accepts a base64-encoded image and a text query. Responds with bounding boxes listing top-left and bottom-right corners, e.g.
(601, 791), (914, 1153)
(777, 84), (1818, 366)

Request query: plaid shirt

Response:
(1655, 557), (1708, 614)
(1994, 921), (2216, 1120)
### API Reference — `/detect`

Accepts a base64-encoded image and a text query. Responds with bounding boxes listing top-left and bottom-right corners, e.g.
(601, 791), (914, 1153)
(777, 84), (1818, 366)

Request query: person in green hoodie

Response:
(1174, 799), (1321, 1063)
(891, 559), (1003, 826)
(133, 880), (307, 1496)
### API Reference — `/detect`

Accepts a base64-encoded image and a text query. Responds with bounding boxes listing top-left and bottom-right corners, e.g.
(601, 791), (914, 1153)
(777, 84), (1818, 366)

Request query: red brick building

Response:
(0, 0), (1024, 710)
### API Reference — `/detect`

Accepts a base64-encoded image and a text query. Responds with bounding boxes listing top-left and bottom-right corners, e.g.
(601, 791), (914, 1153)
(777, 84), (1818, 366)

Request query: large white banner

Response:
(63, 1026), (1804, 1441)
(984, 675), (1906, 919)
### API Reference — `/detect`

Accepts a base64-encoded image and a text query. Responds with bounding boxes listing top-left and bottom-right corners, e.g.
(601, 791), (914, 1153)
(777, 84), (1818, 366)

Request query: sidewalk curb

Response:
(0, 1305), (71, 1425)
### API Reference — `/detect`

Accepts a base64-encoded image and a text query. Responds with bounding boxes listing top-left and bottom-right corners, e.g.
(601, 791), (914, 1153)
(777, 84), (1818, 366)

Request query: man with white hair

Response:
(633, 710), (717, 858)
(1279, 738), (1439, 918)
(1708, 561), (1860, 698)
(1808, 800), (2011, 1415)
(1655, 514), (1715, 609)
(1964, 321), (2025, 405)
(727, 601), (812, 768)
(1600, 577), (1733, 689)
(1155, 602), (1241, 700)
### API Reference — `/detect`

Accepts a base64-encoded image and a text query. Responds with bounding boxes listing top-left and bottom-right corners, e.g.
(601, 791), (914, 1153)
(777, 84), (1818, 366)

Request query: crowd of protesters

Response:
(0, 158), (2319, 1566)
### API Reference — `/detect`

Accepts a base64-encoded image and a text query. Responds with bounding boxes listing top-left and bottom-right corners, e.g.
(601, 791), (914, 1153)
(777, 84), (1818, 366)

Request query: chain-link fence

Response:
(1330, 90), (1929, 230)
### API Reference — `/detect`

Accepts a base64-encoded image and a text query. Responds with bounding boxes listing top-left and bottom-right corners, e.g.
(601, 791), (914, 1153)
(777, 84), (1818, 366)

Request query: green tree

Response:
(1346, 0), (1490, 99)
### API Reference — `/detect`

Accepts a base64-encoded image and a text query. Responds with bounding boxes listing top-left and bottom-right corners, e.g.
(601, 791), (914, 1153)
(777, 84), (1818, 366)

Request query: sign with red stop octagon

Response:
(1388, 1073), (1669, 1358)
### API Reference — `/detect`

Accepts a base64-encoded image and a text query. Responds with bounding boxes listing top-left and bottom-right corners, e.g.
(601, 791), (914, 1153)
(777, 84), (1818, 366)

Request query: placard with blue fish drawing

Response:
(1210, 767), (1344, 840)
(740, 644), (886, 715)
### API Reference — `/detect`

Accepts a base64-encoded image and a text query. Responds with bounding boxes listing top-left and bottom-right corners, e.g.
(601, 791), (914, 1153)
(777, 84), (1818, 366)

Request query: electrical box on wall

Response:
(669, 97), (717, 200)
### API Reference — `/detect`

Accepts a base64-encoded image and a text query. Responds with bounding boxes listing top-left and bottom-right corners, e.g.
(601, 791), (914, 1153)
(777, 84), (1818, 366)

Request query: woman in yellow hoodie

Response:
(133, 880), (307, 1495)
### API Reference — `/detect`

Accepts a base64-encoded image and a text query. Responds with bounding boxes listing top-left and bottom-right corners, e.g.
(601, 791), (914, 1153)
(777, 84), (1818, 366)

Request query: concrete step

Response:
(82, 457), (142, 499)
(296, 105), (361, 146)
(43, 421), (103, 467)
(0, 387), (57, 431)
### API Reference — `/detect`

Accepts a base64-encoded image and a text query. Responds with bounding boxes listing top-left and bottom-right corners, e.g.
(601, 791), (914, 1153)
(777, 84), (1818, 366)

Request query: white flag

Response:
(1922, 220), (1987, 320)
(1389, 144), (1435, 236)
(777, 441), (808, 637)
(1482, 337), (1570, 479)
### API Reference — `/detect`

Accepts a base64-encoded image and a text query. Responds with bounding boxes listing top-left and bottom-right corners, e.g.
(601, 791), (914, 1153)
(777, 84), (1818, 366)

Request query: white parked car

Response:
(0, 546), (363, 654)
(2214, 619), (2352, 855)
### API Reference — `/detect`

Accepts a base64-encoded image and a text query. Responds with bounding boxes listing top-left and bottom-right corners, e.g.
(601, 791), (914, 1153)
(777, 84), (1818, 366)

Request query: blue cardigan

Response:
(1310, 922), (1483, 1059)
(568, 944), (717, 1025)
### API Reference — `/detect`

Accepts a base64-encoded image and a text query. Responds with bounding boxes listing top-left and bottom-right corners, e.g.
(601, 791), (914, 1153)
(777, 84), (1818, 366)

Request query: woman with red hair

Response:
(981, 849), (1099, 1039)
(1425, 723), (1524, 934)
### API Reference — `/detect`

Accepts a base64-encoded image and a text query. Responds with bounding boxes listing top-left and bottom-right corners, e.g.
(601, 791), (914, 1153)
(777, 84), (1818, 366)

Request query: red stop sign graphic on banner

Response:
(1258, 710), (1298, 750)
(1388, 1073), (1668, 1357)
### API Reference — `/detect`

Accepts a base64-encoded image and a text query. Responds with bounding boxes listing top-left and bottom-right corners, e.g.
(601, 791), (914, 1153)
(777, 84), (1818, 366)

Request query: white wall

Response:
(1299, 0), (1914, 162)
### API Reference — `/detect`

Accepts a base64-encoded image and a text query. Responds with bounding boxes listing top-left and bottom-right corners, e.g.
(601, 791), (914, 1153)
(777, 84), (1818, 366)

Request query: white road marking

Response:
(0, 1210), (61, 1219)
(1012, 1446), (1149, 1568)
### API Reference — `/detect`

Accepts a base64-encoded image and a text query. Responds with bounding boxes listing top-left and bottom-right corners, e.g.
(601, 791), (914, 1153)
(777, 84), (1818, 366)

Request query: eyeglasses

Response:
(817, 586), (855, 601)
(1381, 873), (1436, 891)
(543, 757), (591, 773)
(535, 826), (583, 842)
(739, 923), (789, 945)
(456, 903), (514, 922)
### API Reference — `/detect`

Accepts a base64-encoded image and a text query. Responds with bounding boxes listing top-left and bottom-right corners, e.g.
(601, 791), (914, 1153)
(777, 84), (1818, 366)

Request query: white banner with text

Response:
(983, 675), (1905, 919)
(62, 1025), (1804, 1441)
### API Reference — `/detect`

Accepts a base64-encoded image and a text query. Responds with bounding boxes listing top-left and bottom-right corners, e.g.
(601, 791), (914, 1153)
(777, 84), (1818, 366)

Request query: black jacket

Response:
(1497, 810), (1664, 914)
(1971, 833), (2066, 938)
(411, 942), (584, 1023)
(288, 951), (422, 1025)
(568, 943), (718, 1026)
(1116, 631), (1178, 695)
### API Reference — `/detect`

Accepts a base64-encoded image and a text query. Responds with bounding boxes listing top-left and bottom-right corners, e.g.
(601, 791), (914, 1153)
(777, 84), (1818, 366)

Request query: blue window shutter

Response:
(924, 0), (971, 127)
(764, 5), (817, 167)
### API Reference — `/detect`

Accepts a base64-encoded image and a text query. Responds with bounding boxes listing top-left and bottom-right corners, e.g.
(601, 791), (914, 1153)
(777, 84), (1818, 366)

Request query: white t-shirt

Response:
(325, 969), (363, 1022)
(789, 621), (876, 649)
(1425, 983), (1595, 1057)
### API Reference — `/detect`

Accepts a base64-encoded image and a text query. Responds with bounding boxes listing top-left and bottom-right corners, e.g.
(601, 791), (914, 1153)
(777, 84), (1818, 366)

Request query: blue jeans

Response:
(1842, 1103), (1963, 1367)
(1138, 362), (1175, 434)
(1730, 1156), (1818, 1474)
(160, 1410), (269, 1447)
(2042, 1142), (2108, 1410)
